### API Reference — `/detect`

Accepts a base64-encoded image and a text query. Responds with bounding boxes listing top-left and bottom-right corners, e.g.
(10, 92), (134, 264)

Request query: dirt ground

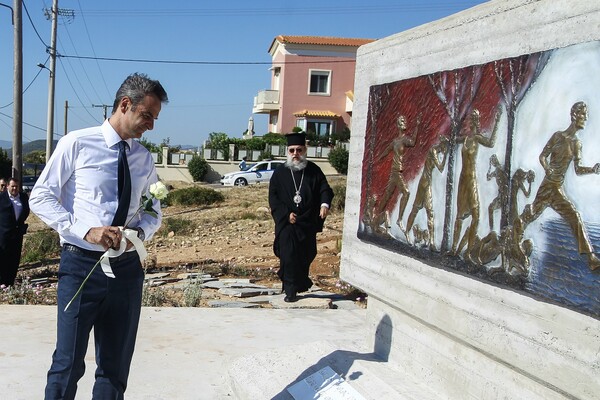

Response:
(14, 177), (357, 306)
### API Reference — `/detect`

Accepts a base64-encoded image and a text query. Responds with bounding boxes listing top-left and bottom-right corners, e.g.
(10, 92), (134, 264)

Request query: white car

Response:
(220, 160), (285, 186)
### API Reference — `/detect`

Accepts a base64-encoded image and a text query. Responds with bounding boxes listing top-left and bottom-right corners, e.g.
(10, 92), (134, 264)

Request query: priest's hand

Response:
(289, 212), (297, 224)
(320, 206), (329, 219)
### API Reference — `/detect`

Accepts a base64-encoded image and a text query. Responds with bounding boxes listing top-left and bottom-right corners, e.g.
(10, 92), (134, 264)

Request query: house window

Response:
(295, 119), (335, 145)
(270, 112), (279, 132)
(273, 67), (281, 90)
(308, 70), (331, 95)
(307, 121), (333, 137)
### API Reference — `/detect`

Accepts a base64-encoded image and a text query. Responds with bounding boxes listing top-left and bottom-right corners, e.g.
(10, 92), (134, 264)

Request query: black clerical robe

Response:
(269, 161), (334, 296)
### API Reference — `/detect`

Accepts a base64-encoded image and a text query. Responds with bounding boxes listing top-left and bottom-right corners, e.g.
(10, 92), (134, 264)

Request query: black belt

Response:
(62, 243), (138, 263)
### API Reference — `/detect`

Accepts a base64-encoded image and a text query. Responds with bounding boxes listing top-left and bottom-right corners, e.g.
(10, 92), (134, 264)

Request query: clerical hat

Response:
(286, 132), (306, 146)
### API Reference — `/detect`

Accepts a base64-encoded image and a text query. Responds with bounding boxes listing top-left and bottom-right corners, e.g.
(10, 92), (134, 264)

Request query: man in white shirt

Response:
(0, 177), (29, 286)
(30, 73), (168, 400)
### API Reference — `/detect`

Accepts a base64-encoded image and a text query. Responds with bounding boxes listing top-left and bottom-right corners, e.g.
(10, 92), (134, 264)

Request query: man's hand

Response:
(84, 226), (124, 251)
(289, 212), (297, 224)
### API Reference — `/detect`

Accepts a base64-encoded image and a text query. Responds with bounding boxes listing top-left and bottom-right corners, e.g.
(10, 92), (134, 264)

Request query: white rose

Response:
(149, 181), (169, 200)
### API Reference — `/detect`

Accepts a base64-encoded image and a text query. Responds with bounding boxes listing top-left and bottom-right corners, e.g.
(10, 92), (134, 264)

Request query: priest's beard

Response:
(286, 153), (308, 171)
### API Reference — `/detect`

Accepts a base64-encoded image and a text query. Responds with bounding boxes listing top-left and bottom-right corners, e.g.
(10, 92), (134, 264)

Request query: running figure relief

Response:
(358, 44), (600, 317)
(486, 154), (509, 231)
(405, 136), (448, 251)
(374, 114), (420, 234)
(514, 101), (600, 271)
(451, 108), (502, 260)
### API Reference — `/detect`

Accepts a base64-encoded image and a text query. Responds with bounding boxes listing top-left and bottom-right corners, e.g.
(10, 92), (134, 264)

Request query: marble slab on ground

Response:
(145, 272), (170, 280)
(203, 280), (268, 290)
(219, 278), (255, 284)
(219, 287), (280, 298)
(270, 296), (333, 309)
(208, 300), (261, 308)
(176, 273), (216, 281)
(169, 280), (205, 290)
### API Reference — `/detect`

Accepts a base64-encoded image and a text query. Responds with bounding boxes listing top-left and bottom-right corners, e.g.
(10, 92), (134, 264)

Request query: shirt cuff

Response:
(320, 203), (330, 209)
(70, 220), (93, 240)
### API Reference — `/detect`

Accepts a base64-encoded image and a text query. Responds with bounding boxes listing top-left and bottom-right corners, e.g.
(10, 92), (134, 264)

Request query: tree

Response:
(331, 127), (350, 144)
(0, 148), (11, 179)
(206, 132), (230, 160)
(493, 51), (550, 227)
(328, 146), (349, 175)
(24, 150), (46, 165)
(138, 137), (161, 153)
(428, 66), (483, 251)
(262, 133), (287, 146)
(187, 155), (210, 182)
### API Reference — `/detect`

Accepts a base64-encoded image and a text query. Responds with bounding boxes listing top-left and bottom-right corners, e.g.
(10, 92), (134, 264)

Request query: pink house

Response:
(252, 35), (375, 140)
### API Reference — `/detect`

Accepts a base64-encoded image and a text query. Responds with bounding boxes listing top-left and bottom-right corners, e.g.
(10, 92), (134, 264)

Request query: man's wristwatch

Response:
(134, 227), (145, 241)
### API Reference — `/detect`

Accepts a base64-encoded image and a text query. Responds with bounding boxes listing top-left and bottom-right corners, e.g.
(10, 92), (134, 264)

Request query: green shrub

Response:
(182, 279), (203, 307)
(263, 133), (287, 145)
(244, 137), (267, 151)
(22, 230), (61, 263)
(328, 146), (349, 174)
(258, 150), (273, 160)
(159, 217), (197, 236)
(331, 184), (346, 212)
(187, 155), (210, 181)
(0, 277), (57, 305)
(142, 284), (169, 307)
(331, 127), (351, 144)
(167, 186), (224, 207)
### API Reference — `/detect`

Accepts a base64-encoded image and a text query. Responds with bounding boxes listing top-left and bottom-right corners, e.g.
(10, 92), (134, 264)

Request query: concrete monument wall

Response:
(341, 1), (600, 399)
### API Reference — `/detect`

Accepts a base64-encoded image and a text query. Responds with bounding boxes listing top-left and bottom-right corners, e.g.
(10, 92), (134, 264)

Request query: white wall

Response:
(341, 1), (600, 399)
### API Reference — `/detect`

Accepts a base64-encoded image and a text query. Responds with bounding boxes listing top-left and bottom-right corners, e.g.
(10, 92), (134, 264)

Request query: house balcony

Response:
(252, 90), (280, 114)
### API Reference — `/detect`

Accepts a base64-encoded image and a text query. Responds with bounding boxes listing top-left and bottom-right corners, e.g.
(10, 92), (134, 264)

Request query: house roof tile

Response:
(293, 110), (340, 118)
(276, 35), (375, 47)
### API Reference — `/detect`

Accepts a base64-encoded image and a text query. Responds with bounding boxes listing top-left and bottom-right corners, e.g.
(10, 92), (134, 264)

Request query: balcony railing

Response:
(252, 90), (280, 113)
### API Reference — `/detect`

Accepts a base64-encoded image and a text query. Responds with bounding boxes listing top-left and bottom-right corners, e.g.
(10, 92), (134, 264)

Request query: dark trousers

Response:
(0, 235), (24, 286)
(45, 247), (144, 400)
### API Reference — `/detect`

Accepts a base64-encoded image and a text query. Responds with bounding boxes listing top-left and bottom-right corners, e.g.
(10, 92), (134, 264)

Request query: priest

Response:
(269, 132), (334, 302)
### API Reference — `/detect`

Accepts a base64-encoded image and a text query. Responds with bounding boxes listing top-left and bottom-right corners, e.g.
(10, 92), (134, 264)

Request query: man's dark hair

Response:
(111, 73), (169, 113)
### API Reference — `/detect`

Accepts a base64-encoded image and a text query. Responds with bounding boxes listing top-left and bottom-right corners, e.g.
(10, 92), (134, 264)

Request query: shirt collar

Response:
(103, 119), (133, 149)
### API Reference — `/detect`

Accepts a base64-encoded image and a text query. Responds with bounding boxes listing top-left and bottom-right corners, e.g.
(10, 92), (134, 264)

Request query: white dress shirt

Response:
(8, 193), (23, 220)
(29, 119), (162, 251)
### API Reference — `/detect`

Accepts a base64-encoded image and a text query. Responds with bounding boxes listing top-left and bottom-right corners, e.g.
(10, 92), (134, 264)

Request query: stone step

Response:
(227, 340), (439, 400)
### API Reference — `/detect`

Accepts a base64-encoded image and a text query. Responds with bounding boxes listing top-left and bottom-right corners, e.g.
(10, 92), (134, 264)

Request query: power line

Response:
(0, 111), (48, 133)
(22, 0), (48, 47)
(58, 54), (356, 65)
(0, 56), (49, 109)
(57, 58), (102, 125)
(58, 28), (100, 107)
(76, 0), (111, 100)
(77, 3), (481, 18)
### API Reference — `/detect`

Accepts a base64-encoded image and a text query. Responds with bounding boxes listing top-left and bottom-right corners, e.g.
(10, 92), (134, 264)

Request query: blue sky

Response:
(0, 1), (485, 147)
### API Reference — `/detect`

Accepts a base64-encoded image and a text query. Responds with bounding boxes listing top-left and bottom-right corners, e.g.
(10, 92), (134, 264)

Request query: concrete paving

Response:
(0, 305), (367, 400)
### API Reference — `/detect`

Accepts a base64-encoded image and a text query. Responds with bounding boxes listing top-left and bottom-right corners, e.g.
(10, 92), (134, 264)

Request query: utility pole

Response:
(42, 1), (74, 163)
(11, 0), (22, 181)
(43, 0), (57, 163)
(92, 104), (110, 120)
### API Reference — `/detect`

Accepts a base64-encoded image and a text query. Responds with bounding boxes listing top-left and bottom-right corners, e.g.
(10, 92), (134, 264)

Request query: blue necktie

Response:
(112, 141), (131, 226)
